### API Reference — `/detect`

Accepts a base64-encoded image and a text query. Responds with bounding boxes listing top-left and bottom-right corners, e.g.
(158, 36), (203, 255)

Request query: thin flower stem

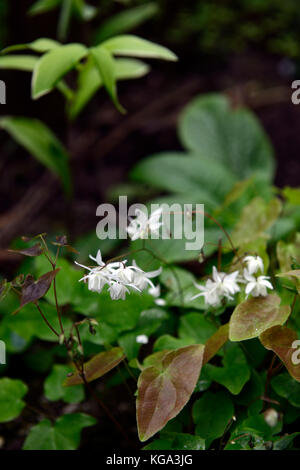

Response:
(35, 302), (59, 337)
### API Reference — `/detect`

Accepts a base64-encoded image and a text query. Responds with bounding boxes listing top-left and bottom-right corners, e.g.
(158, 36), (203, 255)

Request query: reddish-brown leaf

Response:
(260, 325), (300, 382)
(229, 294), (290, 342)
(203, 323), (229, 365)
(8, 243), (44, 257)
(64, 347), (125, 386)
(17, 269), (60, 310)
(137, 344), (204, 442)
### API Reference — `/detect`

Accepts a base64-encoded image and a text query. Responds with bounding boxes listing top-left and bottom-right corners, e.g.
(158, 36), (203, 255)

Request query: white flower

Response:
(132, 261), (162, 291)
(136, 334), (149, 344)
(154, 298), (166, 306)
(76, 249), (163, 301)
(127, 208), (163, 241)
(108, 282), (129, 300)
(148, 285), (161, 298)
(243, 255), (264, 275)
(244, 270), (273, 298)
(190, 266), (240, 306)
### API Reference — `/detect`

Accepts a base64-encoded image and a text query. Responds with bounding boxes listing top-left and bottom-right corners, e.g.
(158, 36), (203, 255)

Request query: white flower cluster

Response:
(127, 208), (163, 241)
(191, 255), (273, 307)
(76, 249), (162, 301)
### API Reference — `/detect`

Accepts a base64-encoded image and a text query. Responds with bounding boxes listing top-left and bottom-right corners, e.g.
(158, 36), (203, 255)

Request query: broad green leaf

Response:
(130, 152), (236, 202)
(192, 390), (234, 440)
(0, 55), (38, 71)
(0, 378), (28, 422)
(229, 294), (290, 342)
(205, 343), (251, 394)
(260, 325), (300, 382)
(23, 413), (96, 450)
(137, 344), (204, 441)
(69, 57), (149, 119)
(147, 432), (205, 450)
(229, 197), (282, 248)
(93, 4), (158, 43)
(90, 46), (124, 113)
(179, 94), (275, 181)
(32, 43), (87, 99)
(28, 0), (61, 16)
(272, 373), (300, 408)
(64, 347), (125, 385)
(102, 35), (177, 61)
(203, 323), (229, 365)
(153, 334), (194, 352)
(0, 117), (71, 195)
(160, 266), (206, 309)
(179, 313), (217, 344)
(2, 38), (60, 54)
(44, 365), (84, 404)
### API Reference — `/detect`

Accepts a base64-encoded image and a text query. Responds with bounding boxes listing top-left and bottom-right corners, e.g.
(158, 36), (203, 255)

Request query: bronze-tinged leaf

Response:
(8, 243), (44, 257)
(260, 326), (300, 382)
(229, 294), (290, 342)
(137, 344), (204, 442)
(203, 323), (229, 365)
(64, 347), (125, 386)
(19, 269), (60, 309)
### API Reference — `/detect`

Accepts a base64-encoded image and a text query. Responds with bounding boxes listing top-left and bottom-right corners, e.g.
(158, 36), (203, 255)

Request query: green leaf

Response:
(64, 347), (125, 385)
(205, 343), (251, 394)
(179, 93), (275, 181)
(93, 3), (158, 43)
(130, 152), (236, 203)
(23, 413), (96, 450)
(160, 266), (206, 309)
(192, 390), (234, 440)
(148, 432), (205, 450)
(32, 43), (87, 99)
(0, 378), (28, 422)
(102, 35), (177, 61)
(229, 294), (290, 342)
(179, 313), (217, 344)
(272, 372), (300, 408)
(277, 233), (300, 272)
(44, 365), (84, 404)
(153, 335), (194, 352)
(260, 326), (300, 382)
(28, 0), (61, 16)
(2, 38), (60, 54)
(273, 432), (300, 450)
(90, 46), (124, 113)
(229, 197), (282, 248)
(0, 55), (38, 71)
(0, 117), (71, 195)
(137, 344), (204, 441)
(69, 57), (149, 119)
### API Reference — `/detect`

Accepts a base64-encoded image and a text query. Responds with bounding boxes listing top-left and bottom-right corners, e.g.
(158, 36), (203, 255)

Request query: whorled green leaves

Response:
(229, 294), (290, 342)
(64, 347), (125, 386)
(136, 344), (204, 441)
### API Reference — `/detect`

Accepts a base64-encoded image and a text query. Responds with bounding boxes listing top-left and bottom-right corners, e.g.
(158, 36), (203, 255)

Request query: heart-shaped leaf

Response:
(136, 344), (204, 442)
(14, 269), (60, 313)
(260, 325), (300, 382)
(203, 323), (229, 365)
(229, 294), (290, 342)
(64, 347), (125, 386)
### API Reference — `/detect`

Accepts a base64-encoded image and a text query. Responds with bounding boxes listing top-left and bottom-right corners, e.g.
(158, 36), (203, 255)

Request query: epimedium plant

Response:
(1, 177), (300, 450)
